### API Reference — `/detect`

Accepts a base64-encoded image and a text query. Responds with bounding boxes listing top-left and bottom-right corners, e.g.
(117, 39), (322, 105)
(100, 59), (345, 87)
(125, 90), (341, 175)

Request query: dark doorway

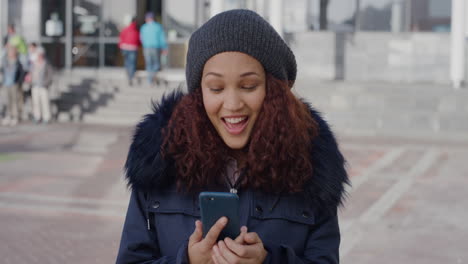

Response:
(135, 0), (163, 69)
(137, 0), (163, 25)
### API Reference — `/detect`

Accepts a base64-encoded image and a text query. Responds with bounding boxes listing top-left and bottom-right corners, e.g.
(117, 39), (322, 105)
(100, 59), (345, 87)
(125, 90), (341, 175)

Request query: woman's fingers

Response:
(234, 226), (248, 244)
(224, 237), (256, 258)
(222, 232), (267, 263)
(244, 232), (262, 245)
(212, 255), (219, 264)
(188, 220), (203, 247)
(220, 240), (243, 261)
(212, 244), (230, 264)
(203, 217), (228, 247)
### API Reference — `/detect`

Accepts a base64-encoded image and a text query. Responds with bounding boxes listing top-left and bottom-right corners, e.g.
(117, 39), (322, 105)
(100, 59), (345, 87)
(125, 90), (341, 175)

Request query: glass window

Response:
(165, 0), (196, 39)
(41, 0), (66, 37)
(328, 0), (357, 32)
(72, 42), (99, 67)
(428, 0), (451, 18)
(104, 43), (122, 66)
(411, 0), (451, 32)
(324, 0), (452, 32)
(73, 0), (102, 37)
(103, 0), (136, 37)
(43, 43), (65, 68)
(358, 0), (394, 31)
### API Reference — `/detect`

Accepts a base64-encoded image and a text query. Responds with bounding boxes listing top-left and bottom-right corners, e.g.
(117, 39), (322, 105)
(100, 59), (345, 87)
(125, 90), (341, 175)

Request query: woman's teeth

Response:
(224, 117), (247, 124)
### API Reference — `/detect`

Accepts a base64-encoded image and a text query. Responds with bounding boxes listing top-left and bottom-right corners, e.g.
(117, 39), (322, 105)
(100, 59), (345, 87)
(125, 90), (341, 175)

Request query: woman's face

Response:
(201, 52), (266, 150)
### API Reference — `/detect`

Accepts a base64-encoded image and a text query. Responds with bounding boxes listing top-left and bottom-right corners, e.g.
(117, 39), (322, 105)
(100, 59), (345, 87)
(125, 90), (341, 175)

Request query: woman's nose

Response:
(223, 90), (244, 111)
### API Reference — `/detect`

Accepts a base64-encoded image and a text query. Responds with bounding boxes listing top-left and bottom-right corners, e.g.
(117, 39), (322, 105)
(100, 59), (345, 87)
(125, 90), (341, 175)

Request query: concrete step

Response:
(96, 101), (154, 113)
(83, 108), (145, 119)
(106, 96), (157, 105)
(323, 112), (468, 133)
(82, 114), (144, 126)
(111, 89), (169, 100)
(67, 76), (468, 132)
(78, 88), (172, 126)
(304, 94), (468, 113)
(92, 106), (151, 116)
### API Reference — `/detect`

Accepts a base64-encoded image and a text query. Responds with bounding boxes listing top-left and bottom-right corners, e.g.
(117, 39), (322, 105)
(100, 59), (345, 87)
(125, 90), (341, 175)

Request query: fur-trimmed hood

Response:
(124, 90), (349, 211)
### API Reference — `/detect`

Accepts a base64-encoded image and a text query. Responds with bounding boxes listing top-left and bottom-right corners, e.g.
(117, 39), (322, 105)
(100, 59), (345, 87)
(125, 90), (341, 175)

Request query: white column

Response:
(0, 0), (3, 46)
(255, 0), (266, 17)
(210, 0), (224, 18)
(391, 1), (403, 33)
(0, 0), (7, 46)
(451, 0), (466, 89)
(466, 0), (468, 35)
(464, 0), (468, 89)
(245, 0), (255, 10)
(269, 0), (283, 37)
(21, 0), (41, 42)
(65, 0), (73, 69)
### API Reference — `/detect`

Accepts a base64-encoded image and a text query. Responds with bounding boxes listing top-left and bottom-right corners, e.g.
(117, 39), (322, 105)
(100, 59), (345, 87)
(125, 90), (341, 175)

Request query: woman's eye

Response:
(209, 87), (223, 92)
(241, 85), (257, 90)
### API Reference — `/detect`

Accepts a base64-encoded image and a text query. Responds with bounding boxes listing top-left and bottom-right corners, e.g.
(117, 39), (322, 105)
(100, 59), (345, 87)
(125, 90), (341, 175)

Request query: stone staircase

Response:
(50, 69), (185, 126)
(82, 85), (176, 126)
(48, 69), (468, 138)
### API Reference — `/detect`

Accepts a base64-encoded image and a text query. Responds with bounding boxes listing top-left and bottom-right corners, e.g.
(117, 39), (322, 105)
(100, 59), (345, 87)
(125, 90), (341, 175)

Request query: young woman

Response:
(116, 9), (348, 264)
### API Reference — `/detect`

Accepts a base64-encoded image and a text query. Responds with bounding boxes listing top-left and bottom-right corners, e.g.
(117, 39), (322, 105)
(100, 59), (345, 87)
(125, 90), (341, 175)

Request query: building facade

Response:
(0, 0), (460, 84)
(0, 0), (214, 69)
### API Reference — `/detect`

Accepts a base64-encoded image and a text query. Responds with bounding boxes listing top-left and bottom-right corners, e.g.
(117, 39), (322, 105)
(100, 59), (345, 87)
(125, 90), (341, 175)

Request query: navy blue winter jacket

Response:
(116, 91), (349, 263)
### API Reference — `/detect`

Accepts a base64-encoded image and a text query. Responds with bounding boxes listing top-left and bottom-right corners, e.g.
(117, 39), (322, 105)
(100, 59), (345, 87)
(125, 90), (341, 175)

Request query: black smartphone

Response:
(199, 192), (240, 240)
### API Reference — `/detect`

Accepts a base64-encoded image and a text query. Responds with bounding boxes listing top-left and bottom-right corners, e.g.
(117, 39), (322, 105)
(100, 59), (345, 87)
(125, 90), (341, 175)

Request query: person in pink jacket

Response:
(119, 17), (141, 86)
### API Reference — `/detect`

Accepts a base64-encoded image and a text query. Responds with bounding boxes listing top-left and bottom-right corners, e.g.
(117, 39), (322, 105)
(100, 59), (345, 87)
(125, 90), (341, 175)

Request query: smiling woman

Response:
(202, 52), (266, 150)
(117, 9), (349, 264)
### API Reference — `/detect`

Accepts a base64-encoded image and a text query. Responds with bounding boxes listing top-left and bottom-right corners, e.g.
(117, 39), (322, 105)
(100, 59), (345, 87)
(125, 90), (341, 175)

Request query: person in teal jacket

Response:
(140, 12), (168, 85)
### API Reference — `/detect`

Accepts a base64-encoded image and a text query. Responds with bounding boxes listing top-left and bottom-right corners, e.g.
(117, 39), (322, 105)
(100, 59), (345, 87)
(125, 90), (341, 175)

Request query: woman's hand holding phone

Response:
(188, 217), (228, 264)
(211, 226), (267, 264)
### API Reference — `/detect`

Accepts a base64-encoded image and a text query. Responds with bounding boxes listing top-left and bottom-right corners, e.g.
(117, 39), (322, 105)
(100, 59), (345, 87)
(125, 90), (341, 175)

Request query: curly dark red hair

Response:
(162, 74), (318, 194)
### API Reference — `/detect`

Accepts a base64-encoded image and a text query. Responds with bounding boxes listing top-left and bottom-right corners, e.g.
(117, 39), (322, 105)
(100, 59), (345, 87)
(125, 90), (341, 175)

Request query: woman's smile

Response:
(222, 115), (249, 135)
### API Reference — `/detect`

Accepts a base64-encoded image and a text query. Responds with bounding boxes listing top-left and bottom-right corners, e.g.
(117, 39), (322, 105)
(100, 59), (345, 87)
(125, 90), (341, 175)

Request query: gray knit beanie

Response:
(186, 9), (297, 93)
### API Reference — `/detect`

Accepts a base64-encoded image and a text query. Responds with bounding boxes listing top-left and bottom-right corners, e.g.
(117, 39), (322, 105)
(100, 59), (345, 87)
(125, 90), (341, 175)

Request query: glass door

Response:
(40, 0), (66, 68)
(102, 0), (135, 67)
(72, 0), (135, 67)
(72, 0), (101, 67)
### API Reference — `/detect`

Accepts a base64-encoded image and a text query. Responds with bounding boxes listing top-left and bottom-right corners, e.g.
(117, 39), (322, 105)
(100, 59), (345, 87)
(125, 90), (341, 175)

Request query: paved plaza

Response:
(0, 117), (467, 263)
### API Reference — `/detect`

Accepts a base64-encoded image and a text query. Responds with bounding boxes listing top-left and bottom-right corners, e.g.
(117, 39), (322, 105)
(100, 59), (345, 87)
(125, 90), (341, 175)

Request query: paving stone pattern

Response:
(1, 121), (467, 263)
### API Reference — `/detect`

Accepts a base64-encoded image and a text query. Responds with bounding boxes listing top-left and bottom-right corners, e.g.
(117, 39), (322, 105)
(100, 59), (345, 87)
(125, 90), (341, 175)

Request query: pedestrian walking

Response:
(119, 17), (141, 86)
(1, 46), (25, 126)
(28, 42), (40, 68)
(116, 9), (348, 264)
(4, 24), (29, 71)
(23, 43), (40, 90)
(3, 25), (29, 119)
(30, 46), (53, 124)
(140, 12), (168, 85)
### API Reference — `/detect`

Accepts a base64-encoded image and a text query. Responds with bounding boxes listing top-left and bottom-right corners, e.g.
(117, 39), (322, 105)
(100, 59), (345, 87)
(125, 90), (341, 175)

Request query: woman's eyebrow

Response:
(204, 72), (223, 78)
(240, 72), (260, 77)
